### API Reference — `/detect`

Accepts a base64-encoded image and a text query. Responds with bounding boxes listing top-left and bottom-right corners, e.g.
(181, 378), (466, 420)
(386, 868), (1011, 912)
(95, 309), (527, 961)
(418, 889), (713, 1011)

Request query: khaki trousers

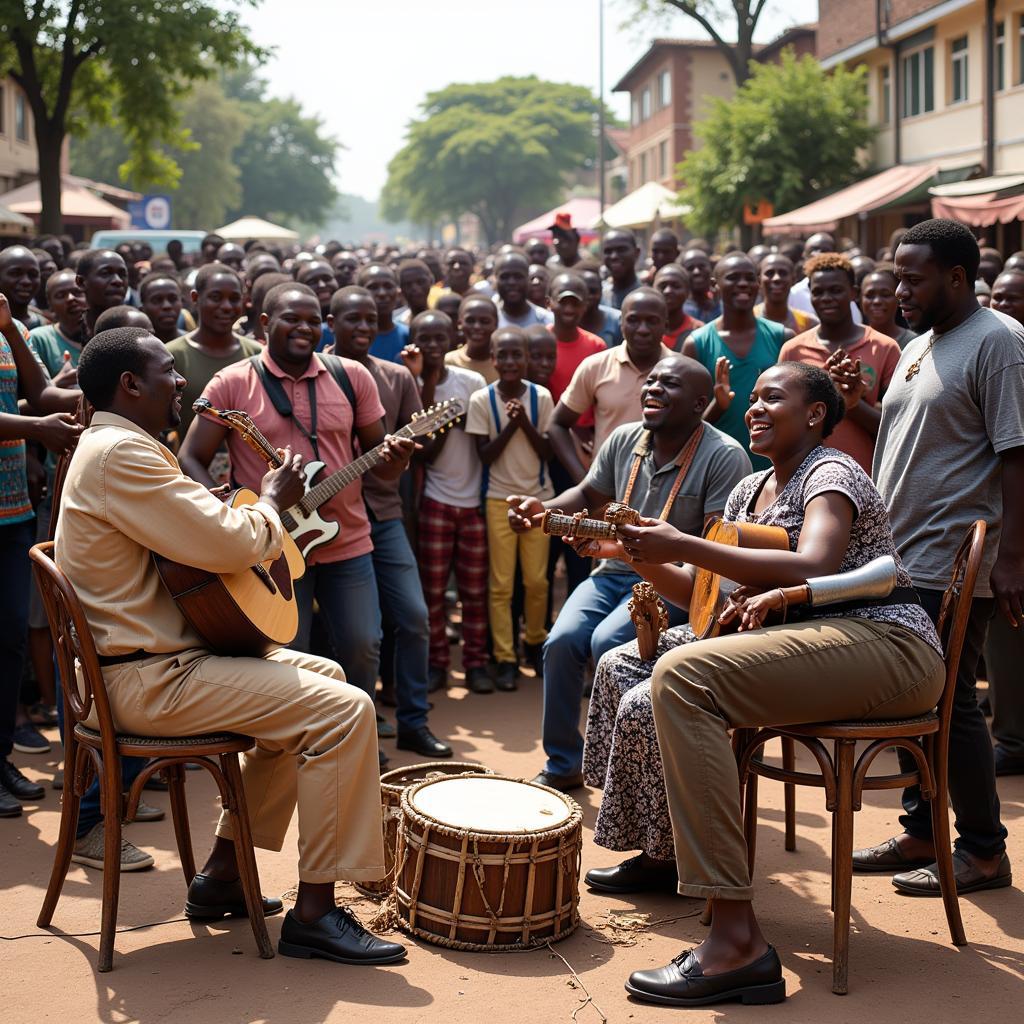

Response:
(650, 618), (944, 901)
(99, 647), (385, 884)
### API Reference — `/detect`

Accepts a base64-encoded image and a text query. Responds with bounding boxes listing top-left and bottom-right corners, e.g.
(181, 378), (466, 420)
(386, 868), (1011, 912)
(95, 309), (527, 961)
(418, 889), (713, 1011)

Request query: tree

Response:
(0, 1), (263, 233)
(628, 1), (771, 85)
(382, 77), (608, 244)
(678, 51), (873, 238)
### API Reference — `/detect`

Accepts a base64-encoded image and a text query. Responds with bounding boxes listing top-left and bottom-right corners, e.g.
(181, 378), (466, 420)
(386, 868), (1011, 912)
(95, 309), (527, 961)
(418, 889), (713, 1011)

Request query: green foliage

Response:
(0, 1), (264, 230)
(678, 51), (874, 237)
(382, 76), (609, 243)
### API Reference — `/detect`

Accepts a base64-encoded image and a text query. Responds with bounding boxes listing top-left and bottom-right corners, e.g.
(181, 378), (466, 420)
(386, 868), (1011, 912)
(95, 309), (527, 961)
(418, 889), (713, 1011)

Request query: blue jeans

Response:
(371, 518), (430, 732)
(542, 571), (686, 775)
(0, 519), (34, 759)
(295, 553), (381, 700)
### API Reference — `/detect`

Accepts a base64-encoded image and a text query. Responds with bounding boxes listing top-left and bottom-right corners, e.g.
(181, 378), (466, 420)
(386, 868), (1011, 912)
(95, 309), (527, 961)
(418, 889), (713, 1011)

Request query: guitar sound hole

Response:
(268, 555), (293, 601)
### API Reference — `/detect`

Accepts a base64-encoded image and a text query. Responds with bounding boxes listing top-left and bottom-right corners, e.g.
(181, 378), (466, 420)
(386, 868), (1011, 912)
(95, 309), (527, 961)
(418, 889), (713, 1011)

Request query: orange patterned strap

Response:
(621, 424), (705, 522)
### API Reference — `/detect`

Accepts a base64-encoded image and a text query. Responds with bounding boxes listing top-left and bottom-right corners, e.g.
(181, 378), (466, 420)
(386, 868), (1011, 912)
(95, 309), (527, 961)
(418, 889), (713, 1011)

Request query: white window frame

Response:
(880, 64), (891, 124)
(995, 20), (1005, 91)
(14, 91), (27, 141)
(658, 68), (671, 109)
(902, 45), (934, 118)
(641, 87), (651, 120)
(950, 35), (968, 105)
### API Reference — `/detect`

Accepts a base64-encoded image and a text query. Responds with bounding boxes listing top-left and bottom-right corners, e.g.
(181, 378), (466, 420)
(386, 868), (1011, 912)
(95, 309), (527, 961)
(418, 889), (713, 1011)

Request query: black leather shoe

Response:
(397, 726), (453, 758)
(494, 663), (518, 691)
(586, 854), (678, 894)
(893, 850), (1012, 896)
(1, 759), (45, 801)
(466, 667), (494, 694)
(531, 770), (584, 793)
(523, 642), (544, 677)
(184, 872), (285, 920)
(626, 946), (785, 1007)
(852, 836), (933, 873)
(427, 666), (447, 693)
(995, 745), (1024, 776)
(278, 906), (406, 965)
(0, 783), (22, 817)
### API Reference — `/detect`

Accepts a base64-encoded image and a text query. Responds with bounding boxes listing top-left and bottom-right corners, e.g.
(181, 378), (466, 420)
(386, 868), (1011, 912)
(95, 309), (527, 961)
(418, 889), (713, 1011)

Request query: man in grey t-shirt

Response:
(859, 220), (1022, 895)
(507, 355), (751, 792)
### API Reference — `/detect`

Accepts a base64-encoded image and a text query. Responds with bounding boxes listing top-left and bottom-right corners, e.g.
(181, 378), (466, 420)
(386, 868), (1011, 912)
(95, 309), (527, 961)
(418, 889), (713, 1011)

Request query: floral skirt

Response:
(582, 625), (693, 861)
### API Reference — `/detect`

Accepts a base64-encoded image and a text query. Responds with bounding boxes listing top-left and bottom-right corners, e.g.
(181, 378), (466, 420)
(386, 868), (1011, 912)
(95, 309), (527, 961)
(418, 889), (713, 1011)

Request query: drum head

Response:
(410, 776), (573, 832)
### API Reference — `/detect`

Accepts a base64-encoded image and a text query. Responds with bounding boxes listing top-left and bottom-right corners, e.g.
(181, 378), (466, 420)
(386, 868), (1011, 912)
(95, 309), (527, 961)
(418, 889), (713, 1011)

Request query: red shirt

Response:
(549, 326), (607, 428)
(664, 314), (704, 352)
(200, 350), (385, 565)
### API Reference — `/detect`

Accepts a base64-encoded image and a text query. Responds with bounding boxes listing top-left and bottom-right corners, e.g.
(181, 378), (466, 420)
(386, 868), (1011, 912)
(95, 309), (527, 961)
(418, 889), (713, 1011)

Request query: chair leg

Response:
(831, 739), (856, 995)
(37, 739), (84, 928)
(927, 737), (967, 946)
(743, 772), (759, 878)
(782, 737), (797, 852)
(221, 753), (274, 960)
(98, 760), (124, 973)
(167, 764), (196, 886)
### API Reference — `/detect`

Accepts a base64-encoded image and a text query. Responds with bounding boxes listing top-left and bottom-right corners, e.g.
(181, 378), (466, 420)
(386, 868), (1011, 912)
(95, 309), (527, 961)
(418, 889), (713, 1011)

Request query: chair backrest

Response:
(933, 521), (986, 736)
(29, 541), (120, 766)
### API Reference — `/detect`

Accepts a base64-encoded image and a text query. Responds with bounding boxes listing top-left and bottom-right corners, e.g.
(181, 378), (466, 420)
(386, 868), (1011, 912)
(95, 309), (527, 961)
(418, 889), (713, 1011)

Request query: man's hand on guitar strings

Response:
(378, 434), (419, 466)
(617, 517), (686, 564)
(259, 447), (305, 514)
(208, 483), (232, 500)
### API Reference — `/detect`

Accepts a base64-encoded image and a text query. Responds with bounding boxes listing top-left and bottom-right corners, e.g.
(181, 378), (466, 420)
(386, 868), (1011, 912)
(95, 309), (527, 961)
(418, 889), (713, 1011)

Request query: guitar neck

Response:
(235, 422), (285, 469)
(542, 512), (617, 540)
(298, 422), (416, 514)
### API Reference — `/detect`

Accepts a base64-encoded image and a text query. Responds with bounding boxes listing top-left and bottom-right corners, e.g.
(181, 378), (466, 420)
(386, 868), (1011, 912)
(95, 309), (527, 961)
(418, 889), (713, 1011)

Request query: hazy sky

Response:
(241, 0), (818, 202)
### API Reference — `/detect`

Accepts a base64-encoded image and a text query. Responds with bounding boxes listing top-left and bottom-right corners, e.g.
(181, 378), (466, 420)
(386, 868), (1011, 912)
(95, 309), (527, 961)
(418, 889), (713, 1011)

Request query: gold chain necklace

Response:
(904, 334), (938, 382)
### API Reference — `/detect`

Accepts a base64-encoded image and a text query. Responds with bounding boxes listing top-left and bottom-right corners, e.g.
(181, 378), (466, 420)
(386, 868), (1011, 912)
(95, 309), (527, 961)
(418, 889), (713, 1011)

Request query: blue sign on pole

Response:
(129, 195), (172, 230)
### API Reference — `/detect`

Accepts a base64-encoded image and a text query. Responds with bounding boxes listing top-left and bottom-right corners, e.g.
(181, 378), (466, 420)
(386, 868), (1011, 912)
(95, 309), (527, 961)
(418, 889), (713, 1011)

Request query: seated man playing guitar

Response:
(57, 326), (405, 965)
(180, 283), (415, 768)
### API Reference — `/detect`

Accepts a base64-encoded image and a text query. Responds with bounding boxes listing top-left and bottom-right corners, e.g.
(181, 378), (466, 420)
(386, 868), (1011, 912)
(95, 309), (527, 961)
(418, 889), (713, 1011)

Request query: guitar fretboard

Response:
(542, 513), (617, 540)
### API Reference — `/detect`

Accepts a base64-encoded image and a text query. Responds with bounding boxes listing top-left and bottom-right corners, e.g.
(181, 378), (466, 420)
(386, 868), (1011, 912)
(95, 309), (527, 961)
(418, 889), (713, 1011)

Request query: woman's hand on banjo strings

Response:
(617, 517), (688, 564)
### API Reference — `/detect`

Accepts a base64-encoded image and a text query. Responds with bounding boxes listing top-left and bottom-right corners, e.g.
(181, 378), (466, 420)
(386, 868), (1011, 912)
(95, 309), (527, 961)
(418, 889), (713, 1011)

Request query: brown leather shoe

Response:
(893, 850), (1012, 896)
(852, 836), (934, 874)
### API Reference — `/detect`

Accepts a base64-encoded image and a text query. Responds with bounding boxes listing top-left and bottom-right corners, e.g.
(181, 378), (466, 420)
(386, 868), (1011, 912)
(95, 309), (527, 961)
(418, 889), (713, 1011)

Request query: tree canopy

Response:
(678, 51), (874, 237)
(626, 1), (771, 84)
(381, 76), (609, 243)
(0, 0), (263, 232)
(71, 67), (338, 229)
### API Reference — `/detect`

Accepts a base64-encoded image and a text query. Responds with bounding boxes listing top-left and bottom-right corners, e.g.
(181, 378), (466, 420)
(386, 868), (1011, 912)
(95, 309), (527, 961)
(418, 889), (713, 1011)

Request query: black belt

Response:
(98, 649), (158, 667)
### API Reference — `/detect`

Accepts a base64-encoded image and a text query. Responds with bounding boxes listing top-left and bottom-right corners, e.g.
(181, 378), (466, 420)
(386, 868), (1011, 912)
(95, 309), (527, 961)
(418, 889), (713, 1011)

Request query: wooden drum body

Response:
(396, 774), (583, 951)
(356, 761), (490, 900)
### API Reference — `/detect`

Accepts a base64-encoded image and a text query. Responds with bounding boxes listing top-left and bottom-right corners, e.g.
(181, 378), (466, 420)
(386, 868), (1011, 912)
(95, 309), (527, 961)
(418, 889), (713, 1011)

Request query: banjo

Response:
(194, 396), (464, 558)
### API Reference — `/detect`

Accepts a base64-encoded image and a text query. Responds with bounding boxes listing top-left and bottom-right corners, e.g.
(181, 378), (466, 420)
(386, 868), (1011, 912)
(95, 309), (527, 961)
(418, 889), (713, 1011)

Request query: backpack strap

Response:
(527, 382), (546, 489)
(318, 352), (359, 449)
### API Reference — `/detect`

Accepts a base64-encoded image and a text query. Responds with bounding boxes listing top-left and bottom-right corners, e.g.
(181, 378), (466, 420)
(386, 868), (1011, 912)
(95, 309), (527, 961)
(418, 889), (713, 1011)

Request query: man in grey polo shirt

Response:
(507, 354), (751, 791)
(858, 219), (1024, 895)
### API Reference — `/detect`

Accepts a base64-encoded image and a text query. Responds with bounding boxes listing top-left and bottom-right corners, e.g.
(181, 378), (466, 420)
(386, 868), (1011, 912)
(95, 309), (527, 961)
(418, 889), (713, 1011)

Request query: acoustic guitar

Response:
(193, 396), (464, 557)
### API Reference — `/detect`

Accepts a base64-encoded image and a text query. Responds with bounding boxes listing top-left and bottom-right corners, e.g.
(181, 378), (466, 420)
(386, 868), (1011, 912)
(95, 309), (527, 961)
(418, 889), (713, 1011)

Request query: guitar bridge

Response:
(250, 563), (278, 595)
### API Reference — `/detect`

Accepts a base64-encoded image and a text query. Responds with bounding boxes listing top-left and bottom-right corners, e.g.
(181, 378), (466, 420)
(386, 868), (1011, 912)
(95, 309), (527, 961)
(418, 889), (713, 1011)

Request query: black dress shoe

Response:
(184, 872), (285, 920)
(626, 946), (785, 1007)
(586, 854), (678, 894)
(397, 726), (453, 758)
(995, 745), (1024, 776)
(0, 759), (45, 801)
(278, 906), (406, 965)
(531, 769), (584, 793)
(494, 662), (518, 691)
(852, 836), (934, 873)
(466, 667), (494, 694)
(523, 642), (544, 678)
(0, 784), (22, 818)
(427, 666), (447, 693)
(893, 849), (1012, 896)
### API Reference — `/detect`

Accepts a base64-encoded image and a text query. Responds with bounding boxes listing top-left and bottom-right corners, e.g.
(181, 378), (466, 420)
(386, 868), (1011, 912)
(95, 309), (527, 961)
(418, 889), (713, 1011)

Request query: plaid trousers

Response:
(418, 497), (488, 671)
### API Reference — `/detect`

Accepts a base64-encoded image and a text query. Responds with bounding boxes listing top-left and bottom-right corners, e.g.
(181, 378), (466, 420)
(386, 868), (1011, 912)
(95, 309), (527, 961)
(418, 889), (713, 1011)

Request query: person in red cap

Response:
(547, 213), (582, 270)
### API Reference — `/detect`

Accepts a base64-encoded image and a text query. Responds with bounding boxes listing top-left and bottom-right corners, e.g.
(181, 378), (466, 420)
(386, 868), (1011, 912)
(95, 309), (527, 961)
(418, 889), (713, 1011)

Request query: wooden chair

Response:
(736, 520), (984, 995)
(30, 541), (274, 972)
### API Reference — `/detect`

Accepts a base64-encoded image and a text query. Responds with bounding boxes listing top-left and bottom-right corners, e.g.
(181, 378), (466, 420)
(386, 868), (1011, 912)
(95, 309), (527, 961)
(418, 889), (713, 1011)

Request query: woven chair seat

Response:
(74, 723), (254, 755)
(777, 711), (938, 740)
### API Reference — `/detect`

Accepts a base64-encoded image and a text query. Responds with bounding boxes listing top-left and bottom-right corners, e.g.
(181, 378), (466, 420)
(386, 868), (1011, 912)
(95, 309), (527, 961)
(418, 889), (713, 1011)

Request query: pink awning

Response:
(762, 164), (940, 234)
(512, 197), (602, 244)
(930, 192), (1024, 227)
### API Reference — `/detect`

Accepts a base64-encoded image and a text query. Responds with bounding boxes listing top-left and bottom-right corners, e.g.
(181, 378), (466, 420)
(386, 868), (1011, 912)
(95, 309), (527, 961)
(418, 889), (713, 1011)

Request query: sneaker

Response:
(133, 800), (165, 822)
(27, 702), (59, 726)
(71, 823), (155, 871)
(12, 724), (51, 754)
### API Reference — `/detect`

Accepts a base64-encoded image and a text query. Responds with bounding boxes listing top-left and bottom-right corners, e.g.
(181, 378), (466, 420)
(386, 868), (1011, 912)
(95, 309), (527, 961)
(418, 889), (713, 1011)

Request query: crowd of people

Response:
(2, 212), (1022, 1002)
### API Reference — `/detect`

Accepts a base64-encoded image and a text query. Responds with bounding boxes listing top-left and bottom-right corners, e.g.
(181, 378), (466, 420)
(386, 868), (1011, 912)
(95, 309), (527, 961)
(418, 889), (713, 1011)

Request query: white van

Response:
(89, 229), (207, 255)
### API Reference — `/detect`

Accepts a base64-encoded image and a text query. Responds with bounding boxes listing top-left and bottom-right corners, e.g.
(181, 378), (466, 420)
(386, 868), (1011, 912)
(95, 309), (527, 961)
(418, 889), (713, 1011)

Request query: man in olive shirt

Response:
(57, 326), (405, 966)
(327, 286), (451, 758)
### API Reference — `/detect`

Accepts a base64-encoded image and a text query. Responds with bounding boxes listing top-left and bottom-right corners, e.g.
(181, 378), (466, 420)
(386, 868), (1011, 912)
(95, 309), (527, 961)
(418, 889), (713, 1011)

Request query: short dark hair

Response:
(329, 285), (373, 319)
(201, 233), (225, 249)
(78, 327), (154, 409)
(249, 272), (291, 320)
(357, 262), (397, 286)
(409, 309), (453, 339)
(898, 218), (981, 282)
(76, 248), (124, 280)
(782, 362), (845, 439)
(194, 262), (242, 295)
(397, 258), (432, 281)
(263, 281), (317, 320)
(93, 305), (153, 333)
(139, 271), (181, 301)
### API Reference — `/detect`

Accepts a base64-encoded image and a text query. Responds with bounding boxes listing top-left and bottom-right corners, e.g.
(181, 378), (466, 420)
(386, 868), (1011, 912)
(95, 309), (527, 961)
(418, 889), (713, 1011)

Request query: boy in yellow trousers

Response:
(466, 327), (554, 690)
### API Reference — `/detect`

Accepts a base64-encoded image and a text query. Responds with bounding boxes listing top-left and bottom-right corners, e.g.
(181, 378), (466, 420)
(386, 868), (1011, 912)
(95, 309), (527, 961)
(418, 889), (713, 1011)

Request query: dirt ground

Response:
(4, 674), (1023, 1024)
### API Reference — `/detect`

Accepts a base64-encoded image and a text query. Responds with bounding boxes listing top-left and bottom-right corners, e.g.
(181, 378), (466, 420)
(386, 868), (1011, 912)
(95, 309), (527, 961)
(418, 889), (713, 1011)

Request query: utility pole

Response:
(598, 0), (606, 215)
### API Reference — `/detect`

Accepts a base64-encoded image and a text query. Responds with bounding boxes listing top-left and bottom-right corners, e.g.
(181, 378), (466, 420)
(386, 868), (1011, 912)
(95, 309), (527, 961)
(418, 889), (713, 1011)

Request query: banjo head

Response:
(690, 519), (739, 639)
